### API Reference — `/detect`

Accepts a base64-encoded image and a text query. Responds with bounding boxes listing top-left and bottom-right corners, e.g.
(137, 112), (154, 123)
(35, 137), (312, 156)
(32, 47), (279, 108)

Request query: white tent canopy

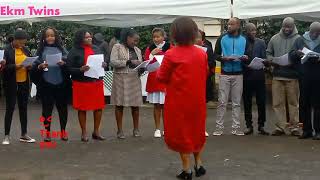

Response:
(233, 0), (320, 21)
(0, 0), (231, 27)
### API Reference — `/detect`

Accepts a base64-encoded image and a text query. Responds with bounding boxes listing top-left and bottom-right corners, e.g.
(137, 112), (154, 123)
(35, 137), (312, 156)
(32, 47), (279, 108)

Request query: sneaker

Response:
(205, 131), (209, 137)
(313, 133), (320, 140)
(194, 165), (206, 177)
(213, 129), (224, 136)
(231, 129), (245, 136)
(244, 127), (254, 135)
(271, 129), (285, 136)
(133, 129), (141, 137)
(2, 135), (10, 145)
(291, 130), (301, 137)
(176, 170), (192, 180)
(44, 136), (51, 142)
(19, 135), (36, 143)
(258, 127), (270, 136)
(117, 131), (126, 139)
(299, 132), (313, 139)
(154, 129), (162, 138)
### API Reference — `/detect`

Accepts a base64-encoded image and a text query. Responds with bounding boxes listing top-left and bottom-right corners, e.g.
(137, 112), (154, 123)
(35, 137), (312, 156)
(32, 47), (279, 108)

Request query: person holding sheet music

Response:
(67, 29), (106, 142)
(266, 17), (301, 136)
(289, 22), (320, 140)
(144, 28), (172, 138)
(199, 30), (216, 104)
(195, 30), (213, 137)
(110, 28), (143, 139)
(242, 23), (269, 135)
(212, 17), (248, 136)
(1, 30), (36, 145)
(31, 27), (70, 142)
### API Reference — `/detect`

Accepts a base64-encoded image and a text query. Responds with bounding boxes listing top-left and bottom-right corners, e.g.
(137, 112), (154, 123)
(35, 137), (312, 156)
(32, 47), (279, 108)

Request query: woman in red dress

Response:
(144, 28), (172, 138)
(67, 29), (107, 142)
(157, 17), (208, 180)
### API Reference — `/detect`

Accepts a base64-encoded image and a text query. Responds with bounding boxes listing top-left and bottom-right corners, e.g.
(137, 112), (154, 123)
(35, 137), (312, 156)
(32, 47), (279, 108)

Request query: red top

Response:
(157, 45), (208, 153)
(72, 44), (105, 111)
(144, 47), (168, 92)
(82, 44), (94, 64)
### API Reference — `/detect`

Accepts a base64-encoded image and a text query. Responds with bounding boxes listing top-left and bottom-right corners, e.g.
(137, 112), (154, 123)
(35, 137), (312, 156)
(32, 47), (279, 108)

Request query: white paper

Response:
(0, 50), (4, 60)
(84, 54), (105, 79)
(154, 55), (164, 65)
(46, 53), (62, 66)
(21, 56), (38, 67)
(133, 60), (151, 71)
(146, 61), (161, 72)
(302, 47), (313, 55)
(195, 45), (208, 52)
(248, 57), (265, 70)
(301, 47), (320, 64)
(30, 83), (37, 98)
(273, 54), (290, 66)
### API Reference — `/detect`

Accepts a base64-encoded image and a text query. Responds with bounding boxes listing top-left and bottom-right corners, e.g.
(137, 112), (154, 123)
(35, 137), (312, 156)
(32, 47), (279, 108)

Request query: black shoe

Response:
(176, 170), (192, 180)
(258, 127), (270, 136)
(61, 130), (68, 141)
(92, 133), (106, 141)
(313, 133), (320, 140)
(299, 132), (313, 139)
(44, 136), (51, 142)
(244, 127), (253, 135)
(194, 165), (206, 177)
(271, 130), (285, 136)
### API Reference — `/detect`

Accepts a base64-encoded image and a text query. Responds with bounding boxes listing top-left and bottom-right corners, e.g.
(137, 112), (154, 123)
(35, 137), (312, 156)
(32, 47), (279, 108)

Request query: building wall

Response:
(196, 19), (222, 74)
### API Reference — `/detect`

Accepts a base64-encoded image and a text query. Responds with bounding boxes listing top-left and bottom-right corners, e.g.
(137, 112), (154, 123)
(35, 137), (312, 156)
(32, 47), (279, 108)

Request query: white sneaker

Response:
(19, 135), (36, 143)
(213, 129), (224, 136)
(154, 129), (162, 138)
(2, 135), (10, 145)
(231, 129), (245, 136)
(205, 131), (209, 137)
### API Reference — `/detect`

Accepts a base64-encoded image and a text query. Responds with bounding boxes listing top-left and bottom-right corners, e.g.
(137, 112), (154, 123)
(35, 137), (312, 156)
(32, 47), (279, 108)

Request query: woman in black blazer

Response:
(1, 30), (36, 145)
(67, 29), (107, 142)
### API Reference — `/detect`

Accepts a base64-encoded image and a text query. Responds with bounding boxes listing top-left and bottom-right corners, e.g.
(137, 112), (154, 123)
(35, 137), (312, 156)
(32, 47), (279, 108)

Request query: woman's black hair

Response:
(36, 27), (64, 57)
(119, 28), (138, 45)
(170, 16), (198, 45)
(114, 28), (122, 40)
(73, 28), (92, 48)
(13, 29), (28, 40)
(6, 34), (14, 44)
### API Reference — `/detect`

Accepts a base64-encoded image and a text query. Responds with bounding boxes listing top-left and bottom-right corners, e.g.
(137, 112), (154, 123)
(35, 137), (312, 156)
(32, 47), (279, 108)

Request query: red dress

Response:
(144, 46), (168, 92)
(72, 45), (105, 111)
(157, 45), (208, 153)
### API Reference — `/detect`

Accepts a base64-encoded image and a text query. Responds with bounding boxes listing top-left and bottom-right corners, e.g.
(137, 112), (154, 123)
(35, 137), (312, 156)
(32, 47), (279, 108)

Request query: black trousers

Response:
(299, 78), (304, 123)
(243, 79), (266, 128)
(40, 82), (68, 132)
(4, 82), (29, 136)
(300, 77), (320, 134)
(206, 73), (215, 102)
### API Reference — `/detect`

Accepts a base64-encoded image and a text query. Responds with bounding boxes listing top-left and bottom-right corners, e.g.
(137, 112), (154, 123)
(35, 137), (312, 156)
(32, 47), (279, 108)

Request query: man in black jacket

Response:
(290, 22), (320, 140)
(199, 30), (216, 103)
(2, 30), (36, 145)
(243, 23), (269, 135)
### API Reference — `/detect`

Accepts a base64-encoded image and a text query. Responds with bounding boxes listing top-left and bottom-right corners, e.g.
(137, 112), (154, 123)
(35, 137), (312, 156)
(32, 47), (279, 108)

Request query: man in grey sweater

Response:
(267, 17), (301, 136)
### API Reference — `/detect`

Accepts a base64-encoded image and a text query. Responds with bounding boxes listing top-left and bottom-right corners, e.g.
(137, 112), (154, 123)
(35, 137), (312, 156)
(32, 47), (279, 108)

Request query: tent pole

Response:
(231, 0), (234, 17)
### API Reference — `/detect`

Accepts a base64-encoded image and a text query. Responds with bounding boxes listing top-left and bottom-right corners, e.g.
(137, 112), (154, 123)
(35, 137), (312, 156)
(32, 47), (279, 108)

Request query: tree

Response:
(0, 21), (170, 53)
